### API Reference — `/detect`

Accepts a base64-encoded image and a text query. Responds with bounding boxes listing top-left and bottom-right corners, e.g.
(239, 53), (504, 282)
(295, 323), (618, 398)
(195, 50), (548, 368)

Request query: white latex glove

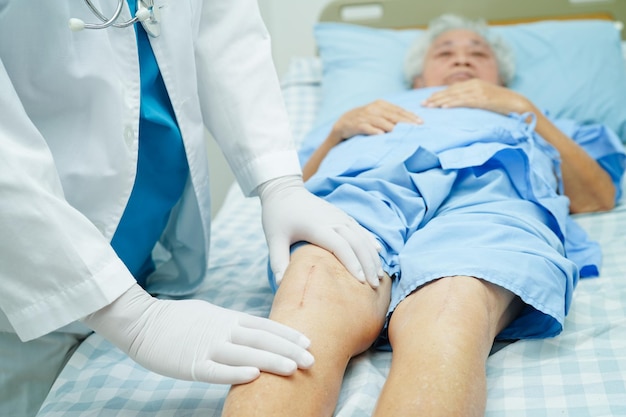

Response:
(81, 284), (314, 385)
(258, 175), (383, 288)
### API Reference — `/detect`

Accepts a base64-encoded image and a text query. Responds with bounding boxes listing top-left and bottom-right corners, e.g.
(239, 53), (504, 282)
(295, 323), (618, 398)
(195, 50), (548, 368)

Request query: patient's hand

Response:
(331, 99), (422, 144)
(421, 79), (532, 116)
(304, 100), (421, 181)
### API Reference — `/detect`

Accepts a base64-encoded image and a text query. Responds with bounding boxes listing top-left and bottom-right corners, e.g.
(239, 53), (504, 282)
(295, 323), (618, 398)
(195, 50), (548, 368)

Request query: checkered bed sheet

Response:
(37, 57), (626, 417)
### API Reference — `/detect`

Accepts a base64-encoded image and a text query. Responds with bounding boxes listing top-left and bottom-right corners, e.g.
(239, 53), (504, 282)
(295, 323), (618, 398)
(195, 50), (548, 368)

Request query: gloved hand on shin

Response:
(81, 283), (314, 385)
(258, 175), (383, 288)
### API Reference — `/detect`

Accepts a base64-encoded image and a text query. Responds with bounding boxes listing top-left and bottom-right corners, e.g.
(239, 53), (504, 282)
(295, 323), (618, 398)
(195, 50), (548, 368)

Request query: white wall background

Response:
(258, 0), (334, 76)
(208, 0), (334, 216)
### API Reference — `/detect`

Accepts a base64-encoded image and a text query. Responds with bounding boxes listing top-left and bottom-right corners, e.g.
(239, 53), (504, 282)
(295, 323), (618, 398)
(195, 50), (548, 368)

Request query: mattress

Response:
(37, 55), (626, 417)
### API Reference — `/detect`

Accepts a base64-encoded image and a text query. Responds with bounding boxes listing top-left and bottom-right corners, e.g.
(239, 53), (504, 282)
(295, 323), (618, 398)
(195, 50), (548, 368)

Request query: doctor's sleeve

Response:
(194, 0), (302, 196)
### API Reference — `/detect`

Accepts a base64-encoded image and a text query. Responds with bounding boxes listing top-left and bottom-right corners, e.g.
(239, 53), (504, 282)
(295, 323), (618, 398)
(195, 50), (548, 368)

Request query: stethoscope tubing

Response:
(70, 0), (159, 36)
(82, 0), (138, 30)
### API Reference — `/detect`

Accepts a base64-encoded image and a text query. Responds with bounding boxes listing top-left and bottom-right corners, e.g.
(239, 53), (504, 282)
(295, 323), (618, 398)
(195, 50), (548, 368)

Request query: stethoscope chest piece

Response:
(139, 0), (161, 38)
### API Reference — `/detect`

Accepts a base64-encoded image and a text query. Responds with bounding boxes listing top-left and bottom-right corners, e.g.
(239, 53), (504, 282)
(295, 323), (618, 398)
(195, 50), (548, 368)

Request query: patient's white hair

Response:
(404, 14), (516, 86)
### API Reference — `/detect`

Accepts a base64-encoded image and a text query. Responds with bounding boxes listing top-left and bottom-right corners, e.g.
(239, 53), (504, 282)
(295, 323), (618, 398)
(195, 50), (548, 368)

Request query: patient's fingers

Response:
(375, 100), (422, 124)
(423, 87), (471, 108)
(421, 79), (522, 116)
(337, 100), (422, 140)
(366, 115), (398, 134)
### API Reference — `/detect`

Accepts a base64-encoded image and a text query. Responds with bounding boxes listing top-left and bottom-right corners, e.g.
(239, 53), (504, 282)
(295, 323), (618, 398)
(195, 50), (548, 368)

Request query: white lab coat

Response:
(0, 0), (301, 341)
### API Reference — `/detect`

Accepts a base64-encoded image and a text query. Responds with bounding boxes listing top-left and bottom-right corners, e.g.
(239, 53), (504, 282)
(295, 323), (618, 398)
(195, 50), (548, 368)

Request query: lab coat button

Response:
(124, 125), (135, 146)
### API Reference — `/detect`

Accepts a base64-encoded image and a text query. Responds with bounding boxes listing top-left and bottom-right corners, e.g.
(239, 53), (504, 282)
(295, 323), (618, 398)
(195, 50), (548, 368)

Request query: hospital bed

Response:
(38, 0), (626, 415)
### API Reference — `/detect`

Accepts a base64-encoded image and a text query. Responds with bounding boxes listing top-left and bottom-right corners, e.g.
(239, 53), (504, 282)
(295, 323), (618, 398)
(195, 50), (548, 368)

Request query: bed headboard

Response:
(319, 0), (626, 39)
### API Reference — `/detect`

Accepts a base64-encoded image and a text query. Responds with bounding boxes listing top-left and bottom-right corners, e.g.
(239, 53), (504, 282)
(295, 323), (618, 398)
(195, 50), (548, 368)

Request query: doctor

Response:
(0, 1), (382, 416)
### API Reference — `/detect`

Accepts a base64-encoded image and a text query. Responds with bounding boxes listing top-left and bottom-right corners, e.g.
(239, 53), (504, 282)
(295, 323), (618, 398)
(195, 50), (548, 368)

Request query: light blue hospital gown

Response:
(296, 87), (626, 344)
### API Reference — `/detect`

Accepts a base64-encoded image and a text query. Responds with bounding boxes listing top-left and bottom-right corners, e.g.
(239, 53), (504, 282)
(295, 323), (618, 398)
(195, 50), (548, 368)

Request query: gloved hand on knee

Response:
(258, 174), (383, 288)
(81, 283), (314, 384)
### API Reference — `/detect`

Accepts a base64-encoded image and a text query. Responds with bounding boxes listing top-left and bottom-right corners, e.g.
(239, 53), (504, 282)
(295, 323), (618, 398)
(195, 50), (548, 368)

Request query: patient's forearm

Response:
(532, 112), (616, 213)
(303, 132), (342, 181)
(503, 95), (614, 212)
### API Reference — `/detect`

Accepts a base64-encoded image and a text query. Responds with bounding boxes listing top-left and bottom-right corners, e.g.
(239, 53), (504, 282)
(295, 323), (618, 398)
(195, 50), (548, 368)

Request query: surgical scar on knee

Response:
(298, 265), (316, 307)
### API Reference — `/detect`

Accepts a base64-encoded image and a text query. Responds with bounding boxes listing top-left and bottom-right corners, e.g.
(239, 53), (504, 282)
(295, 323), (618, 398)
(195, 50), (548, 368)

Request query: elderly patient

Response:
(222, 14), (626, 417)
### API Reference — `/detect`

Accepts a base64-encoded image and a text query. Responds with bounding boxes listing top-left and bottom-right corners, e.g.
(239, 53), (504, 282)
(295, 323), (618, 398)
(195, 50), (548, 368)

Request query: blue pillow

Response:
(313, 20), (626, 143)
(314, 23), (421, 126)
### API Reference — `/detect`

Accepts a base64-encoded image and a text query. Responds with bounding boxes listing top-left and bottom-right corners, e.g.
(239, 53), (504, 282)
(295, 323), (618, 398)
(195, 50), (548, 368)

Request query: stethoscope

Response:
(69, 0), (162, 37)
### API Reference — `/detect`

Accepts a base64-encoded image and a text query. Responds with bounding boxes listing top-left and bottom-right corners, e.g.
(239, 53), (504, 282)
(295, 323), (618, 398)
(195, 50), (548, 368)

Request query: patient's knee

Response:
(273, 244), (390, 329)
(282, 244), (369, 296)
(388, 276), (516, 346)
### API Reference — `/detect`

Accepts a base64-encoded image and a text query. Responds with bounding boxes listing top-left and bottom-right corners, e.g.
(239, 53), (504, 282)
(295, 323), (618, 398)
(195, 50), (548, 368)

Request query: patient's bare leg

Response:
(221, 244), (391, 417)
(372, 276), (522, 417)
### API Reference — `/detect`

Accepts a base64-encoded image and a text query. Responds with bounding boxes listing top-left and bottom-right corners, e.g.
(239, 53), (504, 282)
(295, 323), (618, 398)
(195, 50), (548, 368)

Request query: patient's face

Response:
(414, 29), (501, 88)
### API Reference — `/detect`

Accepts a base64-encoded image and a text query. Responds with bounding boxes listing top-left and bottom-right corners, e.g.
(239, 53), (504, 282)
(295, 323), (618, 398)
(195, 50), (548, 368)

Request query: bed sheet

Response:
(37, 56), (626, 417)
